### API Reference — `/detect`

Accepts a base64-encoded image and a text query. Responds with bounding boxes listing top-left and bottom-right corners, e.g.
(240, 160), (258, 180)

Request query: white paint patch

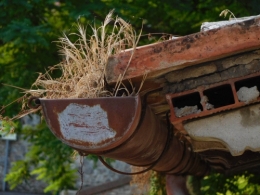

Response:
(58, 103), (116, 144)
(237, 86), (259, 103)
(184, 104), (260, 156)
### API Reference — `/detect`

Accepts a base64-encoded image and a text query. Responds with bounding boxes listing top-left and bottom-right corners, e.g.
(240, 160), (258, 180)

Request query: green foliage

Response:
(187, 172), (260, 195)
(5, 160), (31, 190)
(187, 176), (201, 195)
(0, 0), (60, 115)
(200, 172), (260, 195)
(0, 120), (18, 134)
(5, 121), (77, 194)
(149, 171), (166, 195)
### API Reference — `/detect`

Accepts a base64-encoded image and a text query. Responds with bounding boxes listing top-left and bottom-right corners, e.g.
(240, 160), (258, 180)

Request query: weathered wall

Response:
(163, 49), (260, 93)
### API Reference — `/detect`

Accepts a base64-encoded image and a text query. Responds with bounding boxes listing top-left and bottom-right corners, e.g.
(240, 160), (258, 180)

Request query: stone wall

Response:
(163, 49), (260, 94)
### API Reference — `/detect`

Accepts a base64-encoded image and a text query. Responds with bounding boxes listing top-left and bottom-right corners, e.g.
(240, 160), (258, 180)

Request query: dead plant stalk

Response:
(0, 10), (142, 122)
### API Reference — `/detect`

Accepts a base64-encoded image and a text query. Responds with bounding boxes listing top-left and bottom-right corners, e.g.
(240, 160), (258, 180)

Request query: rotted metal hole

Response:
(28, 97), (41, 109)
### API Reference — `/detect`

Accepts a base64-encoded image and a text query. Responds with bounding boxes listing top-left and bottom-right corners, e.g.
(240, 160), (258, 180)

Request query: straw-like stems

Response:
(31, 10), (140, 99)
(219, 9), (237, 20)
(1, 10), (144, 122)
(113, 19), (143, 96)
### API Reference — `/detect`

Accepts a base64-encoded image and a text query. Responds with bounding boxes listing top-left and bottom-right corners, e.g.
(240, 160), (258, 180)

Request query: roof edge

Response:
(106, 15), (260, 84)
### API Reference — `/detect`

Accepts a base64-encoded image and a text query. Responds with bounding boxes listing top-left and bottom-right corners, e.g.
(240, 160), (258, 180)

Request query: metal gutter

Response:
(35, 96), (209, 176)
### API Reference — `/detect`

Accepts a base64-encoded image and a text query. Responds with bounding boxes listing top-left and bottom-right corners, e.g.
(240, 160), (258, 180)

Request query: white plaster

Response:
(237, 86), (259, 103)
(174, 105), (201, 117)
(201, 96), (214, 110)
(58, 103), (116, 144)
(201, 15), (259, 31)
(184, 104), (260, 156)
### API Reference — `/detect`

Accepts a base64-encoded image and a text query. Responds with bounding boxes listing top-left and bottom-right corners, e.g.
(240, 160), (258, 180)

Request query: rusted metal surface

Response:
(106, 16), (260, 84)
(39, 95), (209, 176)
(40, 96), (141, 151)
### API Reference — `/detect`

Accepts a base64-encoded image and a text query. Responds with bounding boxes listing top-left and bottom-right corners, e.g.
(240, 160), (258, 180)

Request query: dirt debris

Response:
(174, 105), (201, 117)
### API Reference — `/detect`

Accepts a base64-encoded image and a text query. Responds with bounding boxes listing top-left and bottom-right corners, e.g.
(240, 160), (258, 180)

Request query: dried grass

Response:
(0, 10), (142, 121)
(219, 9), (236, 20)
(32, 10), (140, 99)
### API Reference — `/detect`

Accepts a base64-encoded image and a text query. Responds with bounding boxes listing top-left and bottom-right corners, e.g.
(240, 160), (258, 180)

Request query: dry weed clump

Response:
(0, 10), (141, 121)
(32, 10), (140, 99)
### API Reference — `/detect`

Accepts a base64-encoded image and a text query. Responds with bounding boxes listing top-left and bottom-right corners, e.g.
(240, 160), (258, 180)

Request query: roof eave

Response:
(106, 15), (260, 84)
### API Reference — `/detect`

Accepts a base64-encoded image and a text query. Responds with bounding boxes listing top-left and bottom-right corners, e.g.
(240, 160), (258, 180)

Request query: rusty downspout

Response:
(34, 95), (209, 176)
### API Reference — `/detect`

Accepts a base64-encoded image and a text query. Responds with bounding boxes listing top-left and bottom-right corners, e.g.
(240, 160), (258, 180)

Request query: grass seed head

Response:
(31, 10), (138, 99)
(1, 10), (141, 121)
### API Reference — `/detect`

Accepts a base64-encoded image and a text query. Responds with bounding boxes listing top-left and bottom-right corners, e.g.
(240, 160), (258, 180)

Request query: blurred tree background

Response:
(1, 0), (260, 194)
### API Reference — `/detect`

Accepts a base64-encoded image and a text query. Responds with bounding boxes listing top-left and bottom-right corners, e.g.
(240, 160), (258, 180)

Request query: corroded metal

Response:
(39, 95), (209, 176)
(28, 96), (41, 109)
(40, 96), (141, 151)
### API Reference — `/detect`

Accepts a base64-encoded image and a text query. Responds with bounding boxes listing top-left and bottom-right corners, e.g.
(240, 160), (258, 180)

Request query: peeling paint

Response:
(58, 103), (116, 144)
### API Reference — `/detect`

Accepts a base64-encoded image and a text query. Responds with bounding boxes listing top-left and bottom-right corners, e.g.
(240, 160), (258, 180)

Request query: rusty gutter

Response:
(36, 96), (209, 176)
